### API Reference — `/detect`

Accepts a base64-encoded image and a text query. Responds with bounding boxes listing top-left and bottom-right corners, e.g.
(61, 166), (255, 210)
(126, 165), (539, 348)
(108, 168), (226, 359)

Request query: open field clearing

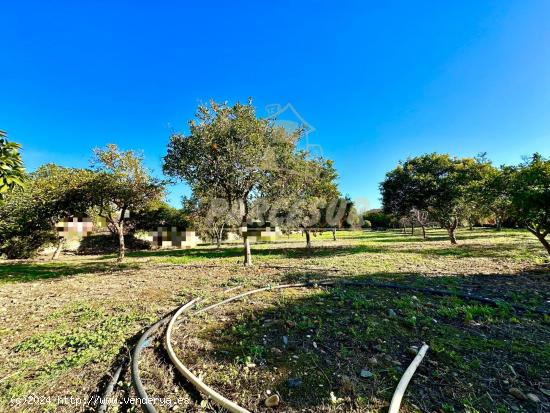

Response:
(0, 229), (549, 412)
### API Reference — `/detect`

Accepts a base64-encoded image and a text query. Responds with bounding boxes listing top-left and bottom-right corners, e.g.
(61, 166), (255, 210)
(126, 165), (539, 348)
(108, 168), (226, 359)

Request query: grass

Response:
(0, 228), (548, 412)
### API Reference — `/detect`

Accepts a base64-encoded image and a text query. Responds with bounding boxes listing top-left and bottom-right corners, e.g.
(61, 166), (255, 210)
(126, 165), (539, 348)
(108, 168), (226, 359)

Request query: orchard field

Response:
(1, 228), (548, 413)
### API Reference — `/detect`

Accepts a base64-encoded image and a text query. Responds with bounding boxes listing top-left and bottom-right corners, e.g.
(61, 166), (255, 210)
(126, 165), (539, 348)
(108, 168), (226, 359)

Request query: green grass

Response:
(0, 260), (139, 284)
(0, 227), (548, 412)
(186, 285), (549, 412)
(2, 302), (154, 401)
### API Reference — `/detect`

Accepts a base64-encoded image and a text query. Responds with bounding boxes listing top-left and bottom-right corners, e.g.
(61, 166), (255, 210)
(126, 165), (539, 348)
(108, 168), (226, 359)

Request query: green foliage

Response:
(163, 99), (318, 262)
(272, 156), (341, 234)
(0, 164), (94, 258)
(90, 144), (164, 260)
(506, 153), (550, 255)
(164, 99), (298, 211)
(182, 194), (240, 246)
(131, 200), (189, 231)
(0, 130), (25, 196)
(381, 153), (490, 243)
(77, 234), (151, 255)
(362, 209), (392, 229)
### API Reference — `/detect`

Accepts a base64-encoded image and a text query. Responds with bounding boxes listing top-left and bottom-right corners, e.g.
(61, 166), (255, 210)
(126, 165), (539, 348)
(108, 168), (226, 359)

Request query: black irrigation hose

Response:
(130, 300), (199, 413)
(97, 365), (122, 413)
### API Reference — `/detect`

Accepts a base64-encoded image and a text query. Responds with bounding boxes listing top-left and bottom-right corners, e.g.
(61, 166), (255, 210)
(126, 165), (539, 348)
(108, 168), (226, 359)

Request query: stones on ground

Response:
(265, 394), (280, 407)
(388, 309), (397, 318)
(526, 393), (540, 403)
(408, 346), (419, 356)
(540, 388), (550, 397)
(367, 356), (378, 366)
(271, 347), (282, 354)
(508, 387), (528, 400)
(360, 369), (373, 378)
(392, 360), (402, 366)
(340, 375), (354, 393)
(287, 378), (302, 388)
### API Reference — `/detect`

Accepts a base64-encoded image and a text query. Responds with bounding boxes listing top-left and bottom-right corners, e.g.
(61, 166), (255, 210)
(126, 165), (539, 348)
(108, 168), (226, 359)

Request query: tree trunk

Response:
(468, 220), (474, 230)
(117, 222), (125, 262)
(332, 228), (336, 241)
(447, 226), (457, 244)
(215, 224), (224, 249)
(52, 237), (64, 260)
(243, 235), (252, 266)
(421, 225), (426, 240)
(305, 230), (312, 249)
(527, 228), (550, 257)
(411, 221), (414, 236)
(496, 218), (502, 231)
(537, 235), (550, 256)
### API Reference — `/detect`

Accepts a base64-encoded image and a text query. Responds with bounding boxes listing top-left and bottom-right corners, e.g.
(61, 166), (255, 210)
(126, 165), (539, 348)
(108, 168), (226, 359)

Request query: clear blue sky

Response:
(1, 1), (549, 209)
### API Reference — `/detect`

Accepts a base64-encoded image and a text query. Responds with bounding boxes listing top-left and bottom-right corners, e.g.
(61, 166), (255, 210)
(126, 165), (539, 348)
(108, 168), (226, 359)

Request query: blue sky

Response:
(1, 1), (549, 209)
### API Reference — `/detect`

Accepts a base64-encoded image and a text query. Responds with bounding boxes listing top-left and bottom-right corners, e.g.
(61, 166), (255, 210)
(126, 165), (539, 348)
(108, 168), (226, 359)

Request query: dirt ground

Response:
(0, 229), (549, 413)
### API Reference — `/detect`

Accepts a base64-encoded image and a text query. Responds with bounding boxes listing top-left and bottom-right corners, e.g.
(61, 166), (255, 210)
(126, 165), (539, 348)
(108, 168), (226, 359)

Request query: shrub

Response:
(77, 234), (151, 255)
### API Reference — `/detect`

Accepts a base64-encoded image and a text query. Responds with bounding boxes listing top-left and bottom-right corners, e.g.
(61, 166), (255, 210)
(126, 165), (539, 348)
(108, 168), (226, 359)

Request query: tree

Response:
(362, 209), (392, 230)
(381, 154), (486, 244)
(0, 130), (25, 197)
(164, 99), (298, 266)
(323, 196), (362, 240)
(477, 165), (512, 230)
(182, 194), (239, 248)
(271, 156), (340, 250)
(506, 154), (550, 256)
(380, 164), (429, 238)
(131, 200), (189, 232)
(0, 164), (93, 259)
(462, 154), (499, 230)
(90, 144), (164, 261)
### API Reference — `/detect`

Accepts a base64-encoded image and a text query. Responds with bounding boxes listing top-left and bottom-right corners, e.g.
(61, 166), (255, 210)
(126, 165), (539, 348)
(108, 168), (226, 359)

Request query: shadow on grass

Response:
(0, 261), (139, 283)
(183, 271), (549, 412)
(119, 237), (539, 262)
(116, 244), (388, 261)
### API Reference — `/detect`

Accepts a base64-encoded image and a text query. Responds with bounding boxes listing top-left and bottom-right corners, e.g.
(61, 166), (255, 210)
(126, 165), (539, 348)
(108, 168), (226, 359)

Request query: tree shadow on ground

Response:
(114, 238), (541, 262)
(365, 229), (532, 244)
(0, 261), (139, 283)
(393, 242), (541, 259)
(114, 244), (388, 261)
(178, 271), (549, 412)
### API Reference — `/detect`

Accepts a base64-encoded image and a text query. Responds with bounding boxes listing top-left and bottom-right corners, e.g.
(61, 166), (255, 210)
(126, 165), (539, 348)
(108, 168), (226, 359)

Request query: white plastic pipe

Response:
(165, 298), (252, 413)
(388, 343), (429, 413)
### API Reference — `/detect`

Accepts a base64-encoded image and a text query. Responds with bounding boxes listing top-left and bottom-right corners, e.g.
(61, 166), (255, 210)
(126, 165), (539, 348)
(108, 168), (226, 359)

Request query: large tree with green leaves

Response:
(0, 164), (93, 259)
(381, 153), (488, 244)
(0, 130), (25, 197)
(506, 153), (550, 256)
(90, 144), (164, 261)
(163, 99), (298, 266)
(269, 156), (340, 249)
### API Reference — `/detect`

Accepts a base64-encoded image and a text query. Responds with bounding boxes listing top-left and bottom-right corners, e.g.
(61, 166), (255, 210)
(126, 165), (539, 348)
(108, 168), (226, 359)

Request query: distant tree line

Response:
(379, 153), (550, 256)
